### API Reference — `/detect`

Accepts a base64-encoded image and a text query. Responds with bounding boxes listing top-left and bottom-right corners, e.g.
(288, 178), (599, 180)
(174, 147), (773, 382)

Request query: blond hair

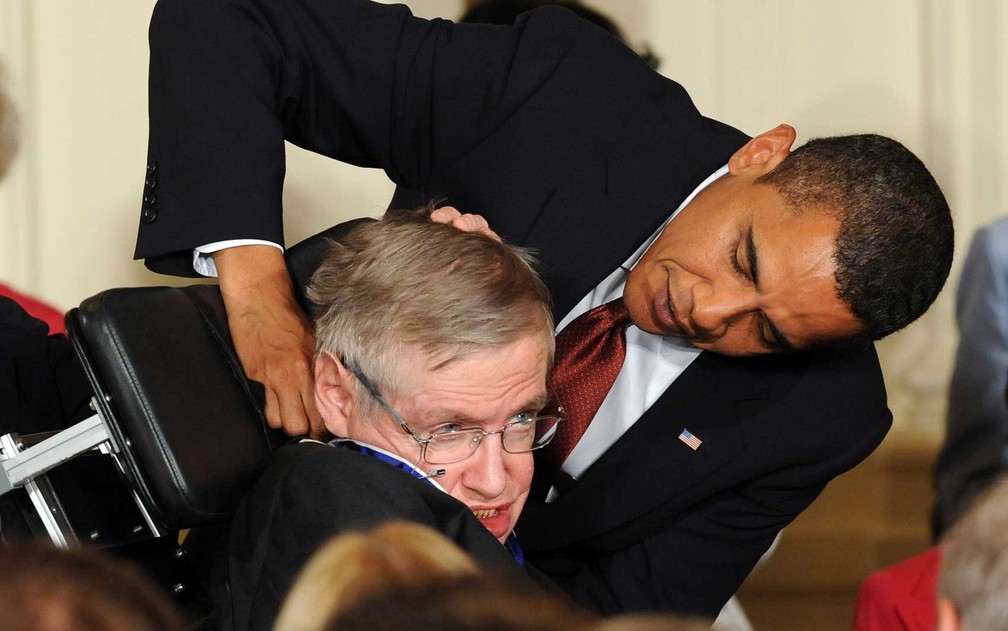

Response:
(308, 209), (553, 417)
(274, 522), (480, 631)
(327, 572), (597, 630)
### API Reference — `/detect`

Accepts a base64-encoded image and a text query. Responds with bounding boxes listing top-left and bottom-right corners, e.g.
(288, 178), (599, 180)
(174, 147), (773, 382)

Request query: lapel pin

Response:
(678, 428), (702, 451)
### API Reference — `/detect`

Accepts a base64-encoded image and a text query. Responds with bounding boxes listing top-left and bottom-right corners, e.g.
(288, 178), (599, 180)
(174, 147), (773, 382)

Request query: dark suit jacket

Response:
(137, 0), (892, 617)
(0, 297), (92, 436)
(217, 442), (526, 630)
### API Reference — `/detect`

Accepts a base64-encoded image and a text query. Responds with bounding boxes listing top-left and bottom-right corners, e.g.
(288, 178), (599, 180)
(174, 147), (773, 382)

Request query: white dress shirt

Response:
(546, 165), (727, 501)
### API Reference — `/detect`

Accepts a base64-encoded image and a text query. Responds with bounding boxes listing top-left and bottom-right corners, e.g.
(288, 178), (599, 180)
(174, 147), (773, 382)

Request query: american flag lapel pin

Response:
(678, 428), (702, 451)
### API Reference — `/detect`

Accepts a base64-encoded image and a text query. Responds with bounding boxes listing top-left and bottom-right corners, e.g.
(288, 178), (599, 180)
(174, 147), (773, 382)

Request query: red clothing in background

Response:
(853, 547), (941, 631)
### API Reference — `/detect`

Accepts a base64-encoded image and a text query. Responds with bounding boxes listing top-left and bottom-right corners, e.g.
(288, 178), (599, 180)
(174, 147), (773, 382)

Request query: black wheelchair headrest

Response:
(65, 219), (371, 530)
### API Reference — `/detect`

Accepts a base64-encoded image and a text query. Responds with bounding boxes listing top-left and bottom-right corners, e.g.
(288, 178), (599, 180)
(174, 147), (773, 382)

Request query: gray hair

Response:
(308, 209), (554, 418)
(939, 476), (1008, 630)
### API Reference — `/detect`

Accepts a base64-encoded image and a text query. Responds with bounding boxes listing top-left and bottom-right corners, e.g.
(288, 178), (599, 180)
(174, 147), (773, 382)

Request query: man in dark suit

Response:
(220, 212), (557, 629)
(135, 0), (954, 617)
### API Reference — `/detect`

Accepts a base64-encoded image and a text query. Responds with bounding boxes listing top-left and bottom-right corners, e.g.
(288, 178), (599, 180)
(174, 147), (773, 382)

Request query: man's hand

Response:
(429, 206), (502, 242)
(214, 245), (324, 437)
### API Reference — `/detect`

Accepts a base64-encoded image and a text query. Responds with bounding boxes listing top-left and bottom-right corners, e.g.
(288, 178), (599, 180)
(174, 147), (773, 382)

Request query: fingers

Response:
(264, 388), (283, 430)
(429, 206), (503, 243)
(429, 205), (462, 224)
(254, 344), (318, 436)
(216, 249), (324, 437)
(300, 371), (326, 439)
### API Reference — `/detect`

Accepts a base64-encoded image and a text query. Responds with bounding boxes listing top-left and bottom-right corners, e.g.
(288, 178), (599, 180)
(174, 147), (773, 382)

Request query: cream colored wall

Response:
(4, 0), (1005, 434)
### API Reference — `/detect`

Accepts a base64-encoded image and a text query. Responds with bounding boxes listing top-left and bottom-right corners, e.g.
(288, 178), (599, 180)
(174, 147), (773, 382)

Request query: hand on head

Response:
(429, 205), (502, 242)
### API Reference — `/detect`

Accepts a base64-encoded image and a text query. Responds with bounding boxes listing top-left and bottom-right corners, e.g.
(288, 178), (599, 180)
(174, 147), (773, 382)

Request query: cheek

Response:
(696, 318), (766, 357)
(510, 453), (534, 493)
(438, 469), (467, 500)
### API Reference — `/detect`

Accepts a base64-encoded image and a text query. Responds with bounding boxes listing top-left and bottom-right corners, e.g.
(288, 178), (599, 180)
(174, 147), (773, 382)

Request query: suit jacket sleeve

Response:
(933, 219), (1008, 537)
(0, 297), (92, 435)
(136, 0), (603, 275)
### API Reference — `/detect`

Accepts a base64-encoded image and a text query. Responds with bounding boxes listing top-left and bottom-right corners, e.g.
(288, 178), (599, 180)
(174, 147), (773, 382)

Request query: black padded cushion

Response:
(68, 285), (274, 529)
(64, 219), (371, 529)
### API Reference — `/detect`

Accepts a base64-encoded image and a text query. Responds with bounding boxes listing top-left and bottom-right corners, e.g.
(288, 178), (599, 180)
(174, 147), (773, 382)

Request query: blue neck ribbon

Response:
(330, 439), (525, 566)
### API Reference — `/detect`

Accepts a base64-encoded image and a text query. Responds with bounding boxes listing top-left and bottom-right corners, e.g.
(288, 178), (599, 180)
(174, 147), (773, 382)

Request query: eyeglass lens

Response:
(422, 416), (561, 464)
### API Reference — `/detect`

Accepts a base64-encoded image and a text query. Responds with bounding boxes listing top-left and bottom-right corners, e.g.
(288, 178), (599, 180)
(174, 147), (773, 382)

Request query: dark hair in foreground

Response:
(758, 134), (953, 343)
(0, 542), (182, 631)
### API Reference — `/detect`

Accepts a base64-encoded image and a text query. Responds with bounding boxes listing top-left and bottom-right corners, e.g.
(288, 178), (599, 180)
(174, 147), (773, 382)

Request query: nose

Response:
(461, 435), (510, 500)
(690, 281), (755, 338)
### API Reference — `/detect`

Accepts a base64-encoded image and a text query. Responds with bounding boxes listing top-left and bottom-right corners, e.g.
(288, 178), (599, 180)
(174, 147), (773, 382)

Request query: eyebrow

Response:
(746, 225), (794, 352)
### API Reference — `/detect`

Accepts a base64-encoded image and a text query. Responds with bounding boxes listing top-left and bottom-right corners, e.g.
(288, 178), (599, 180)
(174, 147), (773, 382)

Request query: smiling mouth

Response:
(472, 508), (499, 519)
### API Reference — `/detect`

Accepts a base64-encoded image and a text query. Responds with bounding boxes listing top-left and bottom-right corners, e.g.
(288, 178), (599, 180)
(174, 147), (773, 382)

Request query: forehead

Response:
(751, 202), (861, 347)
(394, 334), (550, 428)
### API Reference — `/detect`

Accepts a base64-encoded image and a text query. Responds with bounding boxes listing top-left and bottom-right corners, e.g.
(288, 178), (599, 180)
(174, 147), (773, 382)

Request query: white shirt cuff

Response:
(192, 239), (284, 278)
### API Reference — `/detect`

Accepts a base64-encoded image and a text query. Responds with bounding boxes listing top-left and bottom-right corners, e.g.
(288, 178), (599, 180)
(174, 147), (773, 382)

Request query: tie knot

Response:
(601, 297), (631, 328)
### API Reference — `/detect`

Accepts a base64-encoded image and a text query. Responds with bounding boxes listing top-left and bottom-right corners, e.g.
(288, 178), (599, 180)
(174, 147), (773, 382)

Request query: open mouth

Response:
(472, 508), (499, 519)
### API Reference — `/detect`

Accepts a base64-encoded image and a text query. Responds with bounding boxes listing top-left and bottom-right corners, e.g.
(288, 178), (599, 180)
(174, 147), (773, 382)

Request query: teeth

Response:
(473, 509), (499, 519)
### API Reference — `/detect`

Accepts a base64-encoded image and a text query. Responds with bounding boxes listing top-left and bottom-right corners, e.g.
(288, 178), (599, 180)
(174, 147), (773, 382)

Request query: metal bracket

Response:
(1, 412), (111, 497)
(0, 397), (168, 545)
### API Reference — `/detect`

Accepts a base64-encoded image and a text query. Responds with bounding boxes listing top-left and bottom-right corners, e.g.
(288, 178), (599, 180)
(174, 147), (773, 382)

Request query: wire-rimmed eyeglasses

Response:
(342, 357), (564, 465)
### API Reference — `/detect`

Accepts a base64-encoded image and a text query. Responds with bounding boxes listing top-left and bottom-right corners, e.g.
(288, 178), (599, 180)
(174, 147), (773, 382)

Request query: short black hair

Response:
(758, 134), (953, 342)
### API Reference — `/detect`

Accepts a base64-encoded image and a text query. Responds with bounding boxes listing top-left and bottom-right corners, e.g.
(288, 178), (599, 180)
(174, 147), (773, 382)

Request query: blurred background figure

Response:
(328, 573), (598, 631)
(0, 64), (19, 180)
(458, 0), (659, 70)
(0, 63), (65, 335)
(0, 542), (183, 631)
(0, 67), (88, 441)
(853, 547), (941, 631)
(933, 218), (1008, 539)
(328, 572), (709, 631)
(274, 522), (481, 631)
(937, 475), (1008, 631)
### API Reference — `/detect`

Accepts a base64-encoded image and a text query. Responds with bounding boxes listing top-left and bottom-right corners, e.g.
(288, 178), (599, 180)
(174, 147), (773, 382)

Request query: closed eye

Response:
(730, 238), (747, 279)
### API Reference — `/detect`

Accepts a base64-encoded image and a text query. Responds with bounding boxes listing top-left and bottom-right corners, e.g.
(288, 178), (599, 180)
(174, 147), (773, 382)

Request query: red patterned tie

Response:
(537, 297), (632, 482)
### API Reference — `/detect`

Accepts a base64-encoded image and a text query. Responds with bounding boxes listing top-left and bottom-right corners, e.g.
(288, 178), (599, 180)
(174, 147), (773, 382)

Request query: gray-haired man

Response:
(216, 211), (560, 630)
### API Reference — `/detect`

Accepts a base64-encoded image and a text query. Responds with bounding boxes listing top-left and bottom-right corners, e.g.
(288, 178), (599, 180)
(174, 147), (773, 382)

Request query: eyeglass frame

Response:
(340, 356), (564, 465)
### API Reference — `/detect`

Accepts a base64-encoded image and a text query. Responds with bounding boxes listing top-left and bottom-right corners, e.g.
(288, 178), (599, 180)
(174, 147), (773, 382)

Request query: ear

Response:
(314, 353), (358, 437)
(728, 123), (797, 176)
(935, 596), (962, 631)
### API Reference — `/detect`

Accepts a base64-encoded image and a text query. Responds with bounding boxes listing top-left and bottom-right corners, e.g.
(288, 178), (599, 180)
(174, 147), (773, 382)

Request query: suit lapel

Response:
(519, 352), (769, 551)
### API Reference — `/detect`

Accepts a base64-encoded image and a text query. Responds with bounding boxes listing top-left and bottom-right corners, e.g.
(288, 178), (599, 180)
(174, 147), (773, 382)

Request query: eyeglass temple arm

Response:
(340, 357), (414, 434)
